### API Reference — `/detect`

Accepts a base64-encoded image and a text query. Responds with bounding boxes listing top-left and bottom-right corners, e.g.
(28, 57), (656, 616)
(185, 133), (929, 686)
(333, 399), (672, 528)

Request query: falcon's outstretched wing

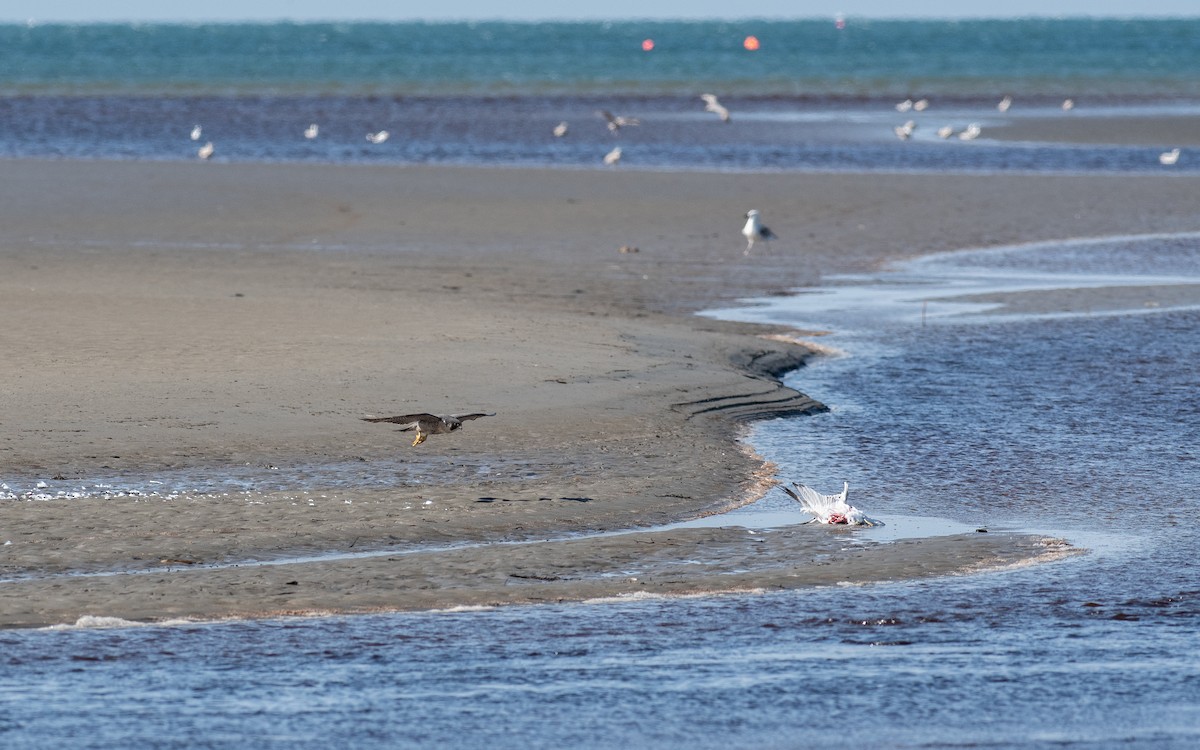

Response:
(452, 413), (495, 422)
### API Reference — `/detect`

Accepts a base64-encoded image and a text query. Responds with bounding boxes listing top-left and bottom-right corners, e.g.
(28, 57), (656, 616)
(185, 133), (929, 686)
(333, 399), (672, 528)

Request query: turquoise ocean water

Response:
(1, 19), (1199, 170)
(2, 19), (1200, 749)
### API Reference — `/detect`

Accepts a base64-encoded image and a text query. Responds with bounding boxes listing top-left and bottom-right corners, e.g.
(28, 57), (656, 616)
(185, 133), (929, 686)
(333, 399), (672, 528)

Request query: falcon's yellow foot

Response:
(411, 432), (427, 446)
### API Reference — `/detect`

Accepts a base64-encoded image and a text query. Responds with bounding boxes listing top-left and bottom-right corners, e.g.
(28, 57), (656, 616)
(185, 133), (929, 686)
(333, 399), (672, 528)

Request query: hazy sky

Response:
(2, 1), (1197, 22)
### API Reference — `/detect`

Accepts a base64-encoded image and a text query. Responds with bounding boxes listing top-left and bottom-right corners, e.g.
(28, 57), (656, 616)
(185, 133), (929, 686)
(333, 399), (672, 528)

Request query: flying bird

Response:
(603, 145), (622, 165)
(553, 121), (569, 137)
(366, 130), (390, 144)
(596, 109), (640, 134)
(997, 95), (1013, 112)
(362, 412), (495, 446)
(304, 123), (319, 139)
(190, 125), (202, 141)
(780, 481), (878, 526)
(197, 141), (214, 160)
(936, 125), (955, 139)
(741, 209), (777, 254)
(700, 93), (731, 122)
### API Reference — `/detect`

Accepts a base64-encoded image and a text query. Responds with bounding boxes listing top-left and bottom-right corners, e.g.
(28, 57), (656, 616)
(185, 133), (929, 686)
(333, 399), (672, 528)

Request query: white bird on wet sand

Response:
(362, 412), (495, 446)
(742, 209), (777, 254)
(959, 123), (982, 141)
(700, 93), (731, 122)
(596, 109), (640, 134)
(603, 145), (622, 165)
(780, 481), (878, 526)
(196, 141), (214, 160)
(366, 130), (390, 144)
(190, 124), (202, 141)
(1159, 148), (1181, 166)
(304, 123), (319, 139)
(553, 121), (569, 137)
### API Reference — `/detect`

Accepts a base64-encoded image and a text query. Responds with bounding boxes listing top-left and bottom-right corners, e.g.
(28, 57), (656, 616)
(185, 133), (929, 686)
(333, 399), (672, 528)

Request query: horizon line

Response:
(4, 14), (1199, 25)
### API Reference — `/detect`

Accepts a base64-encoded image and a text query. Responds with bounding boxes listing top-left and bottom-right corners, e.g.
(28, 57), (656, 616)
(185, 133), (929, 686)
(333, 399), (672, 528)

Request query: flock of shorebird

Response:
(187, 92), (1184, 168)
(891, 94), (1183, 165)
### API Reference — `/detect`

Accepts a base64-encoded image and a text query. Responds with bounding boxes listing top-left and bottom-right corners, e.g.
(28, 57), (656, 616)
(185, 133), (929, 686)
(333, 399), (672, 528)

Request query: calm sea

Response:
(3, 19), (1200, 749)
(1, 19), (1199, 171)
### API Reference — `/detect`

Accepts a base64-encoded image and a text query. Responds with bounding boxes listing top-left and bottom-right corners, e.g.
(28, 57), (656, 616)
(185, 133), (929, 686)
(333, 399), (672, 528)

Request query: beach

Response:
(3, 158), (1199, 628)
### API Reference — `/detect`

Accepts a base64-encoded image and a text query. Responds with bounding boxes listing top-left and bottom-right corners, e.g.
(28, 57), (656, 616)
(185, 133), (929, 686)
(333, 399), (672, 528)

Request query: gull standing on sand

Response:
(362, 412), (495, 446)
(553, 121), (569, 137)
(603, 146), (622, 165)
(366, 130), (390, 144)
(700, 93), (731, 122)
(304, 123), (319, 139)
(197, 141), (214, 160)
(742, 209), (777, 254)
(780, 481), (878, 526)
(596, 109), (640, 134)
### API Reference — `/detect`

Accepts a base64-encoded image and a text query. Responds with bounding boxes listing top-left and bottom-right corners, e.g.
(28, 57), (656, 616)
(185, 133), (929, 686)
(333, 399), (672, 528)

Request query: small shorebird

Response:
(895, 99), (913, 113)
(366, 130), (390, 144)
(742, 209), (777, 254)
(1159, 148), (1181, 166)
(190, 124), (202, 141)
(913, 98), (929, 111)
(780, 481), (878, 526)
(363, 412), (495, 446)
(700, 93), (731, 122)
(304, 123), (319, 139)
(603, 145), (622, 165)
(894, 120), (916, 140)
(596, 109), (640, 134)
(936, 125), (955, 139)
(959, 123), (982, 141)
(197, 141), (214, 160)
(997, 95), (1013, 112)
(1062, 98), (1075, 111)
(553, 121), (569, 137)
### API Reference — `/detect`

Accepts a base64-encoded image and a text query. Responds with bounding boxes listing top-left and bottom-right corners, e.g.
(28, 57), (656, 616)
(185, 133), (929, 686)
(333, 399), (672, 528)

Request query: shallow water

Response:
(3, 93), (1197, 173)
(4, 234), (1200, 748)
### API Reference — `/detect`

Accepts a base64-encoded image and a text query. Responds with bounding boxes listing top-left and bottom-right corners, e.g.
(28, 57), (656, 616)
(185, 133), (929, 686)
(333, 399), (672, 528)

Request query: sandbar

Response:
(4, 158), (1198, 628)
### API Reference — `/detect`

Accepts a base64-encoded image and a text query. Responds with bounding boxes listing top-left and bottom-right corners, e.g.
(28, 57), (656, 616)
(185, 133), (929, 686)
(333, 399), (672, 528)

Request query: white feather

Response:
(783, 481), (877, 525)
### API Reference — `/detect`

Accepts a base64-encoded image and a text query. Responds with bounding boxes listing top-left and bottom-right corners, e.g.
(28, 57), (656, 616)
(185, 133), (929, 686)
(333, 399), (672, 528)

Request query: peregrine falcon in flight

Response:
(362, 412), (495, 446)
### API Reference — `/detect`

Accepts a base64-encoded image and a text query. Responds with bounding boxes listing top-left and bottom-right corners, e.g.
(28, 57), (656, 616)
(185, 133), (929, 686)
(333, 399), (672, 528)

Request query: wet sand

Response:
(4, 157), (1198, 628)
(989, 111), (1200, 147)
